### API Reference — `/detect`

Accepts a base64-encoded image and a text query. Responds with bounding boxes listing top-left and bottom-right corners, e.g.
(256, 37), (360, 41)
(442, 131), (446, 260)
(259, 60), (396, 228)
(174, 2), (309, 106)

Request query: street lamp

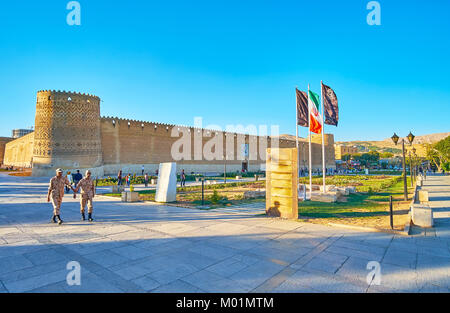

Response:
(412, 148), (417, 182)
(391, 132), (415, 201)
(408, 150), (414, 187)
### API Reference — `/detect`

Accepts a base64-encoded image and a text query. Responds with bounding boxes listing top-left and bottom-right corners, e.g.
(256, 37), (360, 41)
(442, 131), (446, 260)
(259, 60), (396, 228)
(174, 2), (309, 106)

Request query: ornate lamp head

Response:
(407, 131), (415, 145)
(391, 133), (399, 145)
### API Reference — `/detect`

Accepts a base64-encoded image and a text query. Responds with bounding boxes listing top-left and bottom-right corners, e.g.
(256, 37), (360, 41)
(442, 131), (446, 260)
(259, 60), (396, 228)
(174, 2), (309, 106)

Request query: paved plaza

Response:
(0, 173), (449, 293)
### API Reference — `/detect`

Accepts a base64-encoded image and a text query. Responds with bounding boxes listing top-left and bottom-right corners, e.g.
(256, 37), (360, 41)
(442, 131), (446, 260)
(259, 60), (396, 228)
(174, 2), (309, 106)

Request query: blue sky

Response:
(0, 0), (449, 141)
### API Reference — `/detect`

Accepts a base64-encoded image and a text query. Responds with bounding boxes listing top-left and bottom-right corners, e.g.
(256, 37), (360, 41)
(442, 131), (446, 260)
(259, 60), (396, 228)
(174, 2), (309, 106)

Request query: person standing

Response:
(47, 168), (74, 225)
(144, 173), (149, 188)
(74, 170), (96, 222)
(180, 169), (186, 187)
(65, 171), (72, 193)
(126, 173), (131, 187)
(73, 170), (83, 187)
(141, 165), (145, 176)
(67, 171), (73, 189)
(117, 170), (123, 186)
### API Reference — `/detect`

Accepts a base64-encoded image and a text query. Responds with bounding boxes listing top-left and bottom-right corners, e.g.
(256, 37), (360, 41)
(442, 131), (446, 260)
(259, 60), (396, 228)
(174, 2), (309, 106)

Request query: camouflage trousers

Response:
(80, 194), (94, 214)
(51, 196), (62, 215)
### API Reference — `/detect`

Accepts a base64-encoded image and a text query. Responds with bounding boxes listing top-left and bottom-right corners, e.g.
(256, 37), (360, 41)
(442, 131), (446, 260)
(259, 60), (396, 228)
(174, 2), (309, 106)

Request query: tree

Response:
(341, 154), (352, 162)
(442, 162), (450, 173)
(426, 136), (450, 171)
(359, 151), (380, 166)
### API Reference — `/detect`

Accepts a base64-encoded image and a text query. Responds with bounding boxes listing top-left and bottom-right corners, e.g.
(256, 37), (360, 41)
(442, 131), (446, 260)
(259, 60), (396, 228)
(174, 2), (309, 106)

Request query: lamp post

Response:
(408, 150), (414, 187)
(391, 132), (415, 201)
(412, 147), (417, 182)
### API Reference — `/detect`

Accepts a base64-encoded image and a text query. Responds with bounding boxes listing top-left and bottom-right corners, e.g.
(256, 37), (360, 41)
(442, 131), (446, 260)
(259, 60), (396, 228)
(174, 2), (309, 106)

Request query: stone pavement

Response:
(0, 173), (449, 293)
(209, 202), (266, 215)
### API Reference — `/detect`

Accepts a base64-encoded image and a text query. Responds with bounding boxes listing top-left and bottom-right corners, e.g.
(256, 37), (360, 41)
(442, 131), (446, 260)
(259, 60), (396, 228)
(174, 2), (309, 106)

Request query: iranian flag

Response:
(308, 90), (323, 134)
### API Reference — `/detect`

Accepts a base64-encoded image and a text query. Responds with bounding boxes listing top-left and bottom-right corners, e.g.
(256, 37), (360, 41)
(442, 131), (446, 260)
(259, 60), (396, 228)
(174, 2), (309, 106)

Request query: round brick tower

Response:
(32, 90), (103, 176)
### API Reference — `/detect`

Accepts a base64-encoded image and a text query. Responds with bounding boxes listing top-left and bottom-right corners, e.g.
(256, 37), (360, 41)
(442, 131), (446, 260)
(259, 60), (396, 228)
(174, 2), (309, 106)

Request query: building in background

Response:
(12, 128), (33, 139)
(335, 144), (358, 160)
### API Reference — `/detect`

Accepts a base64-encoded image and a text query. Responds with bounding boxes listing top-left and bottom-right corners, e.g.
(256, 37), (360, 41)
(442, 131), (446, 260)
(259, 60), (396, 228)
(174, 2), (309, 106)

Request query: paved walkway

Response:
(0, 173), (449, 293)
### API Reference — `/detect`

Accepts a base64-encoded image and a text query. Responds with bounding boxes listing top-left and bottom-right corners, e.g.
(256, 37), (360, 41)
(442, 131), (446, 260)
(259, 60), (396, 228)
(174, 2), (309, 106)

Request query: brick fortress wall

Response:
(2, 90), (336, 176)
(31, 90), (102, 176)
(0, 137), (14, 166)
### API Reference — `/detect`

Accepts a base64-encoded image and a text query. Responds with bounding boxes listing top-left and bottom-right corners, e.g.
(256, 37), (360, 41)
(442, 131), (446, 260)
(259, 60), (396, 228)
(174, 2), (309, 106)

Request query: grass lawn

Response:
(102, 181), (266, 209)
(298, 177), (413, 231)
(101, 175), (414, 230)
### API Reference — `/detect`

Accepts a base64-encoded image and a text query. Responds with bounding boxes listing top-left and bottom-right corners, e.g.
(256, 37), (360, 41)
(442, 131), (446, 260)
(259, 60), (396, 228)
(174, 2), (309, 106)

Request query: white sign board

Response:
(155, 162), (177, 202)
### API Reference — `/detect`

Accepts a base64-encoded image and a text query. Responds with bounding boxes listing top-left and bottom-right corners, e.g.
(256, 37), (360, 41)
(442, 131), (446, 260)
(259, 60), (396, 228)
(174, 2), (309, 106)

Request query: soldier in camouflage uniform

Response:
(74, 170), (96, 222)
(47, 168), (75, 225)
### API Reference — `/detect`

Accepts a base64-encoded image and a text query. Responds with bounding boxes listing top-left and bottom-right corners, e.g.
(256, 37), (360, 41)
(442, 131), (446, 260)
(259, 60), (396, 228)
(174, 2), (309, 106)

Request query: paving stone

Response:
(4, 269), (67, 293)
(278, 269), (365, 293)
(110, 245), (155, 260)
(83, 250), (130, 268)
(206, 257), (250, 278)
(0, 254), (34, 275)
(304, 251), (349, 274)
(182, 270), (252, 293)
(382, 247), (417, 269)
(131, 275), (160, 291)
(375, 262), (420, 292)
(151, 279), (205, 293)
(23, 248), (68, 266)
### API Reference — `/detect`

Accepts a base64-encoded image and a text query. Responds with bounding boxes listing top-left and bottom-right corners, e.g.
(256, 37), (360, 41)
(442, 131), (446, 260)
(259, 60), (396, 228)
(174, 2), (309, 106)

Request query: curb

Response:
(327, 222), (410, 236)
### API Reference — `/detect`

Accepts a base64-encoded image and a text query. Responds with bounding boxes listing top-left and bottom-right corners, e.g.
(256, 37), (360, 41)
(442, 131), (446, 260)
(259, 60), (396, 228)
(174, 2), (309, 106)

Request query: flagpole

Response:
(321, 81), (326, 193)
(308, 84), (312, 200)
(295, 87), (299, 194)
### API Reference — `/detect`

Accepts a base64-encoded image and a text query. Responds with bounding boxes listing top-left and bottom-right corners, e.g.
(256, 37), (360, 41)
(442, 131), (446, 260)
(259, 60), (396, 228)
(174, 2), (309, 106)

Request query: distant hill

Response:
(336, 132), (450, 157)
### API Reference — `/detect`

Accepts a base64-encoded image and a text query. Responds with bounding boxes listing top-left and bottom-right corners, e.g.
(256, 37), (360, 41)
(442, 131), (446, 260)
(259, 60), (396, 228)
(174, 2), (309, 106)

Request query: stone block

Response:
(305, 184), (320, 191)
(411, 204), (433, 228)
(311, 192), (337, 203)
(112, 185), (124, 193)
(236, 176), (242, 180)
(418, 190), (429, 203)
(155, 162), (177, 203)
(121, 192), (127, 202)
(335, 187), (349, 196)
(151, 178), (157, 185)
(244, 190), (265, 199)
(347, 186), (357, 194)
(319, 185), (336, 192)
(266, 148), (298, 219)
(127, 191), (140, 202)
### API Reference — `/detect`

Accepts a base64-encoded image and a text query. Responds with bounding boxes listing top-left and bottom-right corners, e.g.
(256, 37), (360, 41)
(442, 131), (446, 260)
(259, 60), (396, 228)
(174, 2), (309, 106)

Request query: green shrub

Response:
(209, 190), (222, 204)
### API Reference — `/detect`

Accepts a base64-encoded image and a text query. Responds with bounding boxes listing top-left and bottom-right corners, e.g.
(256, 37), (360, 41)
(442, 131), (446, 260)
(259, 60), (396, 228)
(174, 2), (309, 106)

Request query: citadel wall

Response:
(2, 90), (336, 176)
(3, 132), (34, 168)
(32, 90), (102, 176)
(0, 137), (14, 165)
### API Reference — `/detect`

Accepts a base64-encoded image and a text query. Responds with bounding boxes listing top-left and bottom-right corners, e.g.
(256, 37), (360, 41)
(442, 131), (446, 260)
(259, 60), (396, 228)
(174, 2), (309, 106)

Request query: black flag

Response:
(322, 83), (339, 126)
(296, 88), (308, 127)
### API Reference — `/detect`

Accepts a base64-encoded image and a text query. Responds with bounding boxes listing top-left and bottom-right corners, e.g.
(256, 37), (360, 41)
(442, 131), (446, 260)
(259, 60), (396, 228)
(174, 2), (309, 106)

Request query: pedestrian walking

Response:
(126, 174), (131, 187)
(74, 170), (96, 222)
(47, 168), (75, 225)
(117, 170), (123, 186)
(144, 173), (149, 188)
(181, 169), (186, 187)
(141, 165), (145, 176)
